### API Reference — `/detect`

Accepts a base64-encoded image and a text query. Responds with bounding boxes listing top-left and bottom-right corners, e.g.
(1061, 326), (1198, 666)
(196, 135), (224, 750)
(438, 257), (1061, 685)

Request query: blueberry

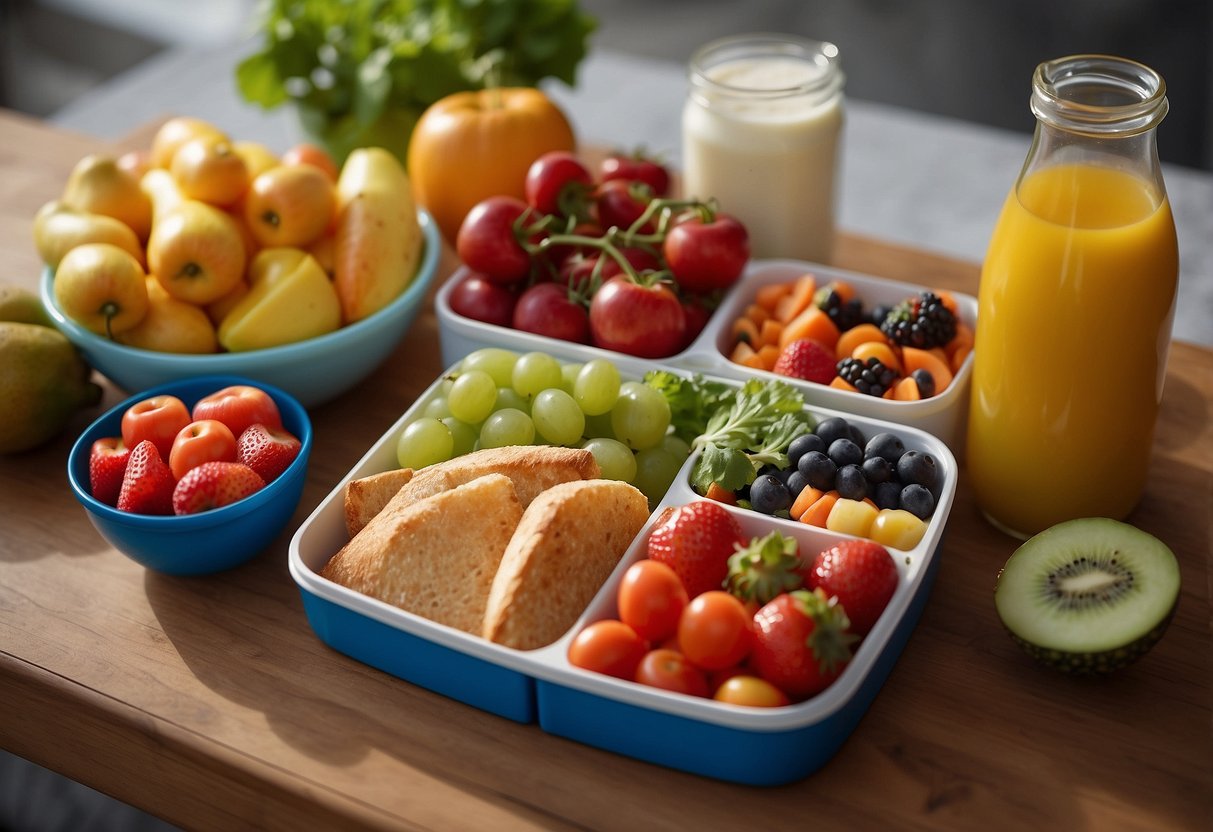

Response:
(836, 464), (868, 501)
(911, 368), (936, 398)
(758, 463), (790, 484)
(786, 470), (809, 498)
(814, 416), (852, 447)
(900, 483), (935, 519)
(897, 450), (940, 493)
(873, 481), (902, 510)
(787, 433), (826, 468)
(798, 450), (837, 491)
(865, 432), (906, 464)
(847, 423), (867, 448)
(861, 455), (894, 484)
(750, 474), (792, 515)
(827, 437), (863, 468)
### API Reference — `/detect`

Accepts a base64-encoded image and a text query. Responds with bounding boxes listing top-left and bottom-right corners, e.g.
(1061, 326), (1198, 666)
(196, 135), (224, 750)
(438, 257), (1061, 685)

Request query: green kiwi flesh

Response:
(993, 517), (1180, 674)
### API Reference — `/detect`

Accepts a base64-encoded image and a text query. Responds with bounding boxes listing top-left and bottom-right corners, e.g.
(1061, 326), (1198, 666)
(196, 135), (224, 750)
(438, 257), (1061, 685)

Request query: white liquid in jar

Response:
(682, 54), (843, 263)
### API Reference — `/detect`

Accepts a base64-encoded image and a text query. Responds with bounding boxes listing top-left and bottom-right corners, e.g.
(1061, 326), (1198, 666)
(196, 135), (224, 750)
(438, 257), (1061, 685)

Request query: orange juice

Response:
(967, 163), (1178, 537)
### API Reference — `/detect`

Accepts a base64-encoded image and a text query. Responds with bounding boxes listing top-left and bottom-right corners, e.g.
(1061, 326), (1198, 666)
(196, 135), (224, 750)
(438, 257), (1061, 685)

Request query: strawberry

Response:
(116, 440), (176, 515)
(89, 436), (130, 507)
(805, 539), (899, 636)
(750, 589), (856, 700)
(172, 461), (265, 516)
(646, 501), (745, 598)
(772, 338), (836, 384)
(725, 530), (806, 608)
(236, 423), (301, 483)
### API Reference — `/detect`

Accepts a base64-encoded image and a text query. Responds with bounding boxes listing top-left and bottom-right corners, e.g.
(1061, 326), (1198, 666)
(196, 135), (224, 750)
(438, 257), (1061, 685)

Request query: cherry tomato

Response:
(524, 151), (593, 216)
(595, 178), (655, 232)
(567, 620), (648, 680)
(121, 395), (191, 461)
(680, 294), (713, 348)
(600, 152), (671, 196)
(713, 675), (791, 708)
(455, 196), (536, 284)
(512, 282), (590, 343)
(191, 385), (282, 440)
(617, 559), (689, 642)
(596, 246), (663, 280)
(677, 590), (752, 671)
(168, 419), (237, 480)
(663, 214), (750, 292)
(634, 648), (710, 697)
(588, 276), (687, 358)
(448, 272), (517, 327)
(537, 221), (603, 274)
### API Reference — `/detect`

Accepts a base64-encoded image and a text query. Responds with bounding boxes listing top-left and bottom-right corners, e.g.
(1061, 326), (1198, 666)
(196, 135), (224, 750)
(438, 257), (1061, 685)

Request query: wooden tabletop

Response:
(1, 109), (1209, 831)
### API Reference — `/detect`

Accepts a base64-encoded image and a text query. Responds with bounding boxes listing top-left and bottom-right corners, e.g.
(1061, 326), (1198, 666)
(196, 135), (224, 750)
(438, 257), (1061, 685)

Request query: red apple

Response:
(121, 395), (192, 461)
(191, 385), (282, 439)
(169, 419), (238, 480)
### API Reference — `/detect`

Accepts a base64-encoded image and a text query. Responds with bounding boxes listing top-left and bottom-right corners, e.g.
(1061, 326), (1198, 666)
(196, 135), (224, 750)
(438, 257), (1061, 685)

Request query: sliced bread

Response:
(343, 467), (414, 537)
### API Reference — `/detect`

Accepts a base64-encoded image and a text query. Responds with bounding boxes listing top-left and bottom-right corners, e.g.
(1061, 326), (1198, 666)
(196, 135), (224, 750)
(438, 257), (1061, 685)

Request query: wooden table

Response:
(1, 109), (1209, 831)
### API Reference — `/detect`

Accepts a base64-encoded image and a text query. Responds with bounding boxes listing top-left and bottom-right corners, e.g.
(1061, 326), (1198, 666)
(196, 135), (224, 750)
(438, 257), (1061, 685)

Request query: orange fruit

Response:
(242, 165), (336, 248)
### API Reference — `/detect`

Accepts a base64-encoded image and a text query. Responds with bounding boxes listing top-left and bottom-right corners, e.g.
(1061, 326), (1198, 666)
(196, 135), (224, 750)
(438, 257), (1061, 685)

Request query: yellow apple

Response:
(150, 116), (228, 169)
(53, 242), (149, 337)
(170, 136), (249, 208)
(218, 249), (341, 351)
(61, 153), (153, 242)
(147, 200), (246, 305)
(115, 278), (218, 354)
(243, 164), (335, 249)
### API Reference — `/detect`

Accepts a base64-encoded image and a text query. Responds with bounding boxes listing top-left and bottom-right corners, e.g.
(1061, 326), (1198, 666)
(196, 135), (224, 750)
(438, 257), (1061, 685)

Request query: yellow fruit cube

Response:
(870, 508), (928, 550)
(825, 498), (878, 538)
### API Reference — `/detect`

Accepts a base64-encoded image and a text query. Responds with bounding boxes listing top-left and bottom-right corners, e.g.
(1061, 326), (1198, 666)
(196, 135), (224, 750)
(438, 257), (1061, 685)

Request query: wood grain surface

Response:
(1, 110), (1209, 831)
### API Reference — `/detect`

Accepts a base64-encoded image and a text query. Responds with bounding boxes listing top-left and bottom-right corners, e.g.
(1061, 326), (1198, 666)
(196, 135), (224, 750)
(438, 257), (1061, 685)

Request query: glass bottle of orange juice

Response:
(967, 55), (1178, 538)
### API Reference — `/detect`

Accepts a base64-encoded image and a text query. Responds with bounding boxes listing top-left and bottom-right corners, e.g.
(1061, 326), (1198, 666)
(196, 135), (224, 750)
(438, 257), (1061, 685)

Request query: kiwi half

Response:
(993, 517), (1180, 674)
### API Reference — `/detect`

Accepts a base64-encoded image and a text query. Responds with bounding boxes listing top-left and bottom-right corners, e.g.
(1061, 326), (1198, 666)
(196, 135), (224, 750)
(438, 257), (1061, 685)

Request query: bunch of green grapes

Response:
(394, 348), (689, 504)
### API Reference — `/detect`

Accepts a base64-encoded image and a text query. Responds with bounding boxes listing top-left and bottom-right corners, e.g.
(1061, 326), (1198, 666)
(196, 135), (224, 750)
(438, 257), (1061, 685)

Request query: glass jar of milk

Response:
(682, 34), (845, 263)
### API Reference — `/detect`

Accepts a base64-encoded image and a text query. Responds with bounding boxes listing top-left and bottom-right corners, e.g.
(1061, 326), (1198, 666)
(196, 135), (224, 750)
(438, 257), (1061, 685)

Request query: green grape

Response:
(396, 417), (453, 470)
(662, 433), (692, 461)
(495, 387), (531, 413)
(461, 347), (519, 386)
(583, 410), (615, 439)
(573, 358), (622, 416)
(610, 382), (672, 450)
(512, 351), (562, 397)
(423, 396), (452, 420)
(480, 408), (535, 448)
(448, 369), (497, 423)
(582, 437), (637, 482)
(560, 361), (583, 396)
(632, 446), (684, 506)
(531, 388), (585, 446)
(441, 417), (478, 457)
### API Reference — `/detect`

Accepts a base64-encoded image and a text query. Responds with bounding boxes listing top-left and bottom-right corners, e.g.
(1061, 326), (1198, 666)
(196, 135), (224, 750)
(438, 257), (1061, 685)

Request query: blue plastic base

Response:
(297, 590), (536, 723)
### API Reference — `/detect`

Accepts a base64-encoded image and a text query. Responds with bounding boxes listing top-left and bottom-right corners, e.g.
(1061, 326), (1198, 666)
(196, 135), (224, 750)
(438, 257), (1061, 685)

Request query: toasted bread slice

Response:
(379, 445), (600, 522)
(321, 473), (523, 634)
(483, 479), (650, 650)
(343, 467), (414, 537)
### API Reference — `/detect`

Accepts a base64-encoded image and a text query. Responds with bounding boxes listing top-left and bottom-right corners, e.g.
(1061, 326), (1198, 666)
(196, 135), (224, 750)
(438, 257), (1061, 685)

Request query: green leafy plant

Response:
(236, 0), (597, 163)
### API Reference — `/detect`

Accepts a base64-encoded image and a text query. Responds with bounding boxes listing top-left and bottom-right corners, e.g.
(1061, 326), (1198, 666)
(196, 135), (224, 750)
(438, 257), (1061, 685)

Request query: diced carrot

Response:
(730, 340), (757, 364)
(903, 346), (954, 394)
(774, 273), (818, 323)
(834, 322), (887, 361)
(731, 317), (760, 346)
(891, 376), (921, 401)
(745, 304), (770, 328)
(779, 306), (840, 350)
(851, 340), (903, 374)
(800, 491), (839, 528)
(739, 352), (768, 370)
(705, 482), (737, 505)
(755, 282), (791, 313)
(790, 486), (824, 521)
(759, 318), (784, 348)
(829, 376), (857, 393)
(756, 343), (781, 370)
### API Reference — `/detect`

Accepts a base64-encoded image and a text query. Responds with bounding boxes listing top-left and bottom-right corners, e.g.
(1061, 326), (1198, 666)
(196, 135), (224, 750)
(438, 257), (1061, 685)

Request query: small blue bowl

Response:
(42, 210), (441, 408)
(68, 375), (314, 576)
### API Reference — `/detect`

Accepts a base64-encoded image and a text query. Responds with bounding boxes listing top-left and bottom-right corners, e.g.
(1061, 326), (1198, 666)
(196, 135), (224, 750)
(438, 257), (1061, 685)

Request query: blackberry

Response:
(837, 356), (898, 397)
(814, 285), (866, 332)
(880, 291), (957, 349)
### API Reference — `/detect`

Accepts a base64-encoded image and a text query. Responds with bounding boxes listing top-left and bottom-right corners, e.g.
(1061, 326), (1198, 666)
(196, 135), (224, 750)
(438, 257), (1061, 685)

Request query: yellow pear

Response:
(218, 250), (341, 351)
(115, 278), (218, 354)
(33, 200), (145, 269)
(150, 116), (228, 169)
(141, 168), (186, 228)
(62, 153), (153, 242)
(0, 284), (54, 328)
(147, 200), (246, 305)
(52, 242), (148, 337)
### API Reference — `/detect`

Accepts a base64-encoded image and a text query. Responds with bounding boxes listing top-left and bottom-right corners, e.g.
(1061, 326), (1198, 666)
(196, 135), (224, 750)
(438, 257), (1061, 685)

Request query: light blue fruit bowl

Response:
(67, 374), (313, 576)
(42, 210), (440, 409)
